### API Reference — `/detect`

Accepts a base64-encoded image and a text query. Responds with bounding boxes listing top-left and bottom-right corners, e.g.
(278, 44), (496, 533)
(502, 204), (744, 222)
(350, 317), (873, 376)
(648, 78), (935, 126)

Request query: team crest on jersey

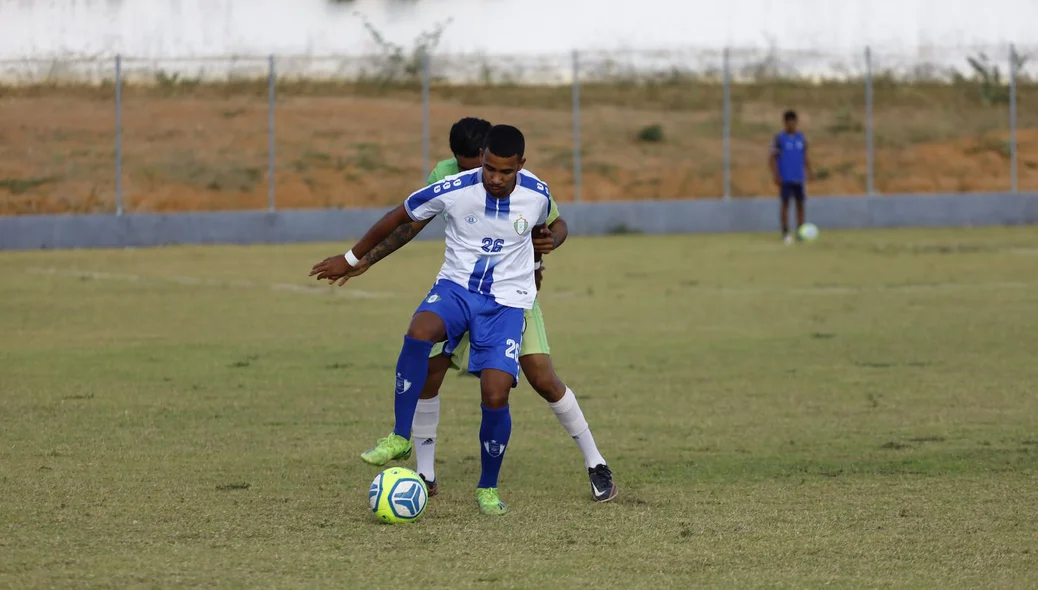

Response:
(513, 215), (529, 235)
(465, 214), (478, 224)
(426, 294), (441, 303)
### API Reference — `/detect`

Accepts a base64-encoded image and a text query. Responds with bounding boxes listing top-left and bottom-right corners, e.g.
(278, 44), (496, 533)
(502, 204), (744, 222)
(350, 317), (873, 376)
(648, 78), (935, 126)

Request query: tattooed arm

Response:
(323, 218), (434, 286)
(360, 218), (434, 268)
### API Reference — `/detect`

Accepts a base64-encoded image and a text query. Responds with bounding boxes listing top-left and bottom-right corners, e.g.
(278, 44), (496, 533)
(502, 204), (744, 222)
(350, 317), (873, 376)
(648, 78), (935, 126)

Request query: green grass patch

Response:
(0, 176), (58, 194)
(1, 227), (1037, 588)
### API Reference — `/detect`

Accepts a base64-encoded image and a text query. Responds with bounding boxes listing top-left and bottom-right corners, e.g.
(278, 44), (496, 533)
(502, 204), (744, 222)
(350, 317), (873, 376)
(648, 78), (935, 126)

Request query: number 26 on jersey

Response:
(481, 238), (504, 253)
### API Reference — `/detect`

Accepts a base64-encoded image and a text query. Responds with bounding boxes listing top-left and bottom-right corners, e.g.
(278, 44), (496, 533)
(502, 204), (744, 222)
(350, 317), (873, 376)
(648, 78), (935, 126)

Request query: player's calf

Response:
(522, 354), (618, 502)
(360, 312), (446, 467)
(520, 353), (566, 403)
(468, 303), (524, 513)
(478, 369), (513, 488)
(475, 368), (515, 514)
(411, 354), (451, 490)
(392, 311), (447, 441)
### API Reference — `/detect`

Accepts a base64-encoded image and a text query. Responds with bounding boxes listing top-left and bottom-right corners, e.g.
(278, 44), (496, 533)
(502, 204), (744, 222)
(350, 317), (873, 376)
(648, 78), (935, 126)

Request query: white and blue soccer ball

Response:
(369, 467), (428, 524)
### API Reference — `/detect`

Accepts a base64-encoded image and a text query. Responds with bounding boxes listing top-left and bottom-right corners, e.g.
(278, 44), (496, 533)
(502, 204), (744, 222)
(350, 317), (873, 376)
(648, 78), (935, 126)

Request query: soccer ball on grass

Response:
(797, 222), (820, 241)
(369, 467), (428, 524)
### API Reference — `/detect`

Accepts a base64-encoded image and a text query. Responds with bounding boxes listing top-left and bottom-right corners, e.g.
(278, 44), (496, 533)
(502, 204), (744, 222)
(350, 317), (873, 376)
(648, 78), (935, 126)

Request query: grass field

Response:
(2, 227), (1038, 588)
(3, 79), (1038, 214)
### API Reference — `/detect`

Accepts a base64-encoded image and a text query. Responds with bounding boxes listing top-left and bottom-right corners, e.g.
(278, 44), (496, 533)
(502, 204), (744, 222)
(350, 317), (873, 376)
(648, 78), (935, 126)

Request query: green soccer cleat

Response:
(476, 487), (508, 515)
(359, 433), (412, 466)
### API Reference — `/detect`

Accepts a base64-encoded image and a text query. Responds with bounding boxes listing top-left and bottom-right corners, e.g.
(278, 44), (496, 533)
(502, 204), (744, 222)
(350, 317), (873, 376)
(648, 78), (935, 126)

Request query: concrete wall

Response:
(3, 0), (1035, 60)
(2, 193), (1037, 251)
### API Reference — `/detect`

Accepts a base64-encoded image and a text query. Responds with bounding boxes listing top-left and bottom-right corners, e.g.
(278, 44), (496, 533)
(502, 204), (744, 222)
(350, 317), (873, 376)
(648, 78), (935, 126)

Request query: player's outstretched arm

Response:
(314, 217), (436, 286)
(309, 205), (415, 282)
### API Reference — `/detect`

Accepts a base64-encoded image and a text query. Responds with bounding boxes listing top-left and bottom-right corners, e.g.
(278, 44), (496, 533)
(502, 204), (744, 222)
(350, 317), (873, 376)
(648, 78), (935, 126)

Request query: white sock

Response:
(549, 388), (607, 469)
(412, 397), (440, 482)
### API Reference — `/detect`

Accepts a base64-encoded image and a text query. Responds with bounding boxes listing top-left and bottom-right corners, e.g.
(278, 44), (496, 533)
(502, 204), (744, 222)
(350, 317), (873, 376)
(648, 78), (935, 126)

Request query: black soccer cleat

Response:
(420, 474), (438, 498)
(588, 464), (618, 503)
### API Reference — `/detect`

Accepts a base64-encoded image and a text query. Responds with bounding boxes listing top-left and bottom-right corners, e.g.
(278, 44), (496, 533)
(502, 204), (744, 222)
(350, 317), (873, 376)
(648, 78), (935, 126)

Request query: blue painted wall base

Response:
(1, 193), (1036, 250)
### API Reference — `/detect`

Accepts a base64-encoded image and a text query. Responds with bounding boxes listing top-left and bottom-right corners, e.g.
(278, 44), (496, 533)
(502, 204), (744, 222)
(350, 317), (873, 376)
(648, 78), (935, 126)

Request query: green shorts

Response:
(429, 299), (550, 372)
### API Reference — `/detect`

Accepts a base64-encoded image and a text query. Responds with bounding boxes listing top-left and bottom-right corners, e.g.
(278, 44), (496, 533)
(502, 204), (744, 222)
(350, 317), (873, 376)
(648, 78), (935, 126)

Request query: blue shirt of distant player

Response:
(772, 132), (807, 183)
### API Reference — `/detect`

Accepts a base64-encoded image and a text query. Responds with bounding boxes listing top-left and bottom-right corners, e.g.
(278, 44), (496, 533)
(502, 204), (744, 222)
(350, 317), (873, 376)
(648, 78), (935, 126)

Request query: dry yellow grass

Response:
(2, 81), (1037, 214)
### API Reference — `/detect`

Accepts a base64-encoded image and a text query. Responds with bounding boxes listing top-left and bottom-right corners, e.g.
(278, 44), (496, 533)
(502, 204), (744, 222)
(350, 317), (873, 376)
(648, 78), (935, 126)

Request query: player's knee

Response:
(480, 371), (513, 409)
(481, 388), (509, 409)
(407, 312), (445, 342)
(405, 325), (437, 341)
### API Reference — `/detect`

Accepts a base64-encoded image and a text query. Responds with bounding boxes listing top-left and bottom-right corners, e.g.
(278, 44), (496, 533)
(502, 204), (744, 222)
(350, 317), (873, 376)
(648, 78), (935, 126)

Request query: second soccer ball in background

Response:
(797, 222), (820, 241)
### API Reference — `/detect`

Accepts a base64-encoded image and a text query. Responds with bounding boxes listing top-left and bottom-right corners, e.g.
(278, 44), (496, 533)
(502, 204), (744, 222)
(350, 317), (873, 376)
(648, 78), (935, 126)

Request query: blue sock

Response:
(392, 336), (435, 439)
(477, 404), (512, 489)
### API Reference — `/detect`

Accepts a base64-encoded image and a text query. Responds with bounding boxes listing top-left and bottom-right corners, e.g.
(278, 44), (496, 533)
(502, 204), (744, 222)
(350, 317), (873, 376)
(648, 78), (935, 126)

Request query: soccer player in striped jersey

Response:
(323, 117), (617, 503)
(312, 125), (558, 515)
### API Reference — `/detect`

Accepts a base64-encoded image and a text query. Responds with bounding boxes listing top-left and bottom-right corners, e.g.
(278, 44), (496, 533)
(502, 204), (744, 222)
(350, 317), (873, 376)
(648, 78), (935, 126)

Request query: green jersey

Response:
(427, 158), (560, 225)
(545, 197), (560, 225)
(427, 158), (461, 184)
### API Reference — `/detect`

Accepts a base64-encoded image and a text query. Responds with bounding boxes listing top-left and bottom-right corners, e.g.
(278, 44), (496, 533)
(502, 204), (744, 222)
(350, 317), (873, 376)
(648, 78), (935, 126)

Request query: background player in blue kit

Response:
(310, 125), (554, 515)
(769, 110), (815, 244)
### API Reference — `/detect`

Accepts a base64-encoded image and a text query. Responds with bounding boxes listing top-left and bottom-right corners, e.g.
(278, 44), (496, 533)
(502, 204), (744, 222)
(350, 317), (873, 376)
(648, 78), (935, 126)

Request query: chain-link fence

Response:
(1, 44), (1035, 215)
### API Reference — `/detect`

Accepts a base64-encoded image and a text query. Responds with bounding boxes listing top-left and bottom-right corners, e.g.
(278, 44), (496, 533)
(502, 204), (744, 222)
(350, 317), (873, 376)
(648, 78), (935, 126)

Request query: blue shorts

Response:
(414, 280), (525, 386)
(780, 182), (806, 203)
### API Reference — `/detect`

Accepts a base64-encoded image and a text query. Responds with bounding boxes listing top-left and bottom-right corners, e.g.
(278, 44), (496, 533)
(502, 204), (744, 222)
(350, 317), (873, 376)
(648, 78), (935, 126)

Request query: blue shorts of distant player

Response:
(780, 182), (806, 203)
(414, 280), (525, 386)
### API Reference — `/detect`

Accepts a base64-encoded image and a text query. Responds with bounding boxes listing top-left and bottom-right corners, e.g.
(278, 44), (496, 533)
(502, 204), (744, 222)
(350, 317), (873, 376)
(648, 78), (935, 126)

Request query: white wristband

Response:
(534, 260), (543, 270)
(344, 249), (361, 266)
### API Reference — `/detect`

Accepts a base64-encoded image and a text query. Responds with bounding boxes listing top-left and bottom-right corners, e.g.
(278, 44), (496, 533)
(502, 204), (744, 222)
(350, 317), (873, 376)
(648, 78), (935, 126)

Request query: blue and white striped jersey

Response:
(403, 168), (552, 310)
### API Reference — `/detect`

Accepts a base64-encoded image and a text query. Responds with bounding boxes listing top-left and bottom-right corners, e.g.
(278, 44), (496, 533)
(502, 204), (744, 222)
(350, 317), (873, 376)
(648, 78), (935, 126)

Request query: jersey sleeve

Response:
(405, 170), (479, 221)
(770, 134), (782, 155)
(516, 172), (553, 226)
(404, 184), (450, 221)
(545, 198), (560, 226)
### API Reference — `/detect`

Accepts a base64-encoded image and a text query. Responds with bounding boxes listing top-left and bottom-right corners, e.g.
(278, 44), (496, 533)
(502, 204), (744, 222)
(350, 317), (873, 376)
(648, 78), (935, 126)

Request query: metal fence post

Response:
(421, 50), (431, 183)
(267, 54), (276, 211)
(572, 50), (582, 203)
(115, 54), (123, 215)
(865, 46), (875, 196)
(722, 47), (731, 200)
(1009, 43), (1018, 193)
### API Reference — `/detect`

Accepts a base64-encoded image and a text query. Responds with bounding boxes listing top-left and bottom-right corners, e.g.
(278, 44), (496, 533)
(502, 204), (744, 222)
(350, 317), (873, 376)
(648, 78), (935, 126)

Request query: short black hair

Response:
(449, 117), (492, 158)
(484, 125), (525, 160)
(783, 110), (798, 121)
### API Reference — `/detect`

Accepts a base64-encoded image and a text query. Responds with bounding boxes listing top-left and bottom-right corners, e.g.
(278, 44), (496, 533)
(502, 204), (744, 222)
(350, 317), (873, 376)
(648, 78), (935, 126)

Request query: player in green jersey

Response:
(330, 117), (616, 503)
